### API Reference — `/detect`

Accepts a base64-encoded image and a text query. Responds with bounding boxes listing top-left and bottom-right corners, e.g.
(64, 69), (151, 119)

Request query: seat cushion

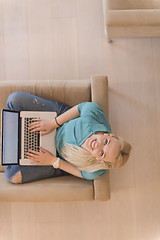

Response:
(0, 173), (94, 202)
(0, 80), (91, 172)
(106, 0), (154, 10)
(107, 9), (160, 26)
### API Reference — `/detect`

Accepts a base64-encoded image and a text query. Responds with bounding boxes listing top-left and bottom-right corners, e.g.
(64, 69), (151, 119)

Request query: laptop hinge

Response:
(18, 112), (21, 164)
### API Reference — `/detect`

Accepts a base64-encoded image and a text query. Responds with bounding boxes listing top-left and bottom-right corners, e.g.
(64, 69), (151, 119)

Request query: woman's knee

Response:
(11, 171), (22, 184)
(6, 91), (24, 110)
(5, 166), (22, 184)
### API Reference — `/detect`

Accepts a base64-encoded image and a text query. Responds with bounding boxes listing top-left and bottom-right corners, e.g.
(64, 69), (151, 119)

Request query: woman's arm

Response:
(59, 159), (83, 178)
(29, 105), (80, 135)
(55, 105), (80, 126)
(26, 147), (83, 179)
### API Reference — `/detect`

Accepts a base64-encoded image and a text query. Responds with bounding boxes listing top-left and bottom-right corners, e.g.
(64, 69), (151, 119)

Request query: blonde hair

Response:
(61, 136), (132, 172)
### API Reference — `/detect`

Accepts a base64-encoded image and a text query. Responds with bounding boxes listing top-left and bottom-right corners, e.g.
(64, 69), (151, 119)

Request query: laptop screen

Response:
(2, 110), (19, 165)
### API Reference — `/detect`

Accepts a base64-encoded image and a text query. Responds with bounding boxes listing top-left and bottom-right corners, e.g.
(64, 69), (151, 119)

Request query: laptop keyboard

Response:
(24, 118), (40, 158)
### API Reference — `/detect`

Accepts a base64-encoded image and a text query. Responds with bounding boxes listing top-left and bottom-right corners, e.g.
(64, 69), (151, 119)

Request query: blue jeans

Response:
(5, 91), (71, 183)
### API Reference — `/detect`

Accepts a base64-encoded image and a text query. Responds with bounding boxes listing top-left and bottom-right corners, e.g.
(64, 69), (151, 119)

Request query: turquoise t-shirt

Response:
(55, 102), (111, 180)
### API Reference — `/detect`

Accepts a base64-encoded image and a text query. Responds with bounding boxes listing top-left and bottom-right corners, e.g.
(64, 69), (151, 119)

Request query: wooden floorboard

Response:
(0, 0), (160, 239)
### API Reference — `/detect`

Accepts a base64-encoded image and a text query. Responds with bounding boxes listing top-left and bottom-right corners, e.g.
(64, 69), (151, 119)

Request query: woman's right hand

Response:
(29, 118), (57, 136)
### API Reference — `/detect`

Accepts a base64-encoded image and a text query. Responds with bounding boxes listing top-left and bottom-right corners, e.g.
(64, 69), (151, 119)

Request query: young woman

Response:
(5, 91), (131, 184)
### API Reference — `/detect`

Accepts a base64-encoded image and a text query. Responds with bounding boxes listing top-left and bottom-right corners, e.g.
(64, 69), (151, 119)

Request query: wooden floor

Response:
(0, 0), (160, 240)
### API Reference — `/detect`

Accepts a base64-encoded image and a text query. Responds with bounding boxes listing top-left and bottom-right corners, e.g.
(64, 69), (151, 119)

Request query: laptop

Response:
(1, 109), (57, 166)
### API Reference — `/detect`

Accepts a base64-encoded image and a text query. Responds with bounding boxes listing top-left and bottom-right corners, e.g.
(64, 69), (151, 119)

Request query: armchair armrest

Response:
(91, 75), (109, 118)
(91, 75), (110, 201)
(94, 170), (110, 201)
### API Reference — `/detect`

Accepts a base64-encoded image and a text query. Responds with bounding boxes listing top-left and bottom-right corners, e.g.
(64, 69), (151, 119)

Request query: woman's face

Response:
(82, 133), (121, 164)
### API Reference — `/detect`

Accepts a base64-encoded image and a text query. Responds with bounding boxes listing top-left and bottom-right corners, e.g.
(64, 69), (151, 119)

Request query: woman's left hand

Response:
(26, 147), (56, 165)
(28, 118), (56, 136)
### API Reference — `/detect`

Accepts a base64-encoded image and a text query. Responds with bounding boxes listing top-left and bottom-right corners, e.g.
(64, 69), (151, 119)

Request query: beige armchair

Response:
(103, 0), (160, 41)
(0, 75), (110, 202)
